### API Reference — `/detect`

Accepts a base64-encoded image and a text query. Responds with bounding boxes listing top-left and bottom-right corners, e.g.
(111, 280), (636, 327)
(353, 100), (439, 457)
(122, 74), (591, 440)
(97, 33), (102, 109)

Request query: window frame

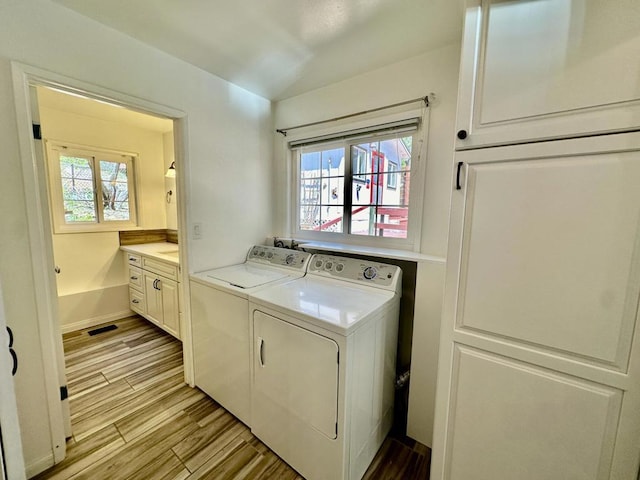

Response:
(289, 111), (428, 251)
(45, 141), (139, 233)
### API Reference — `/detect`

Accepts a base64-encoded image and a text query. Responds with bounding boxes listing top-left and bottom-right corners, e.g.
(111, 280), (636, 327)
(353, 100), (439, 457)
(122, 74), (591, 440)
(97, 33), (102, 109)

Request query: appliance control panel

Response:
(247, 245), (311, 270)
(308, 254), (402, 292)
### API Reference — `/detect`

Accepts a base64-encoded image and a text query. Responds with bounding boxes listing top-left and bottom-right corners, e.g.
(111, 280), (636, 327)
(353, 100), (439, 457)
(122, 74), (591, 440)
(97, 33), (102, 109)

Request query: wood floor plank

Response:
(197, 441), (261, 480)
(68, 335), (178, 382)
(69, 378), (133, 417)
(31, 425), (125, 480)
(124, 329), (171, 349)
(35, 315), (431, 480)
(183, 436), (244, 480)
(183, 397), (224, 426)
(173, 411), (248, 472)
(101, 341), (182, 382)
(115, 383), (206, 442)
(62, 317), (149, 355)
(66, 371), (109, 398)
(71, 372), (185, 441)
(126, 450), (189, 480)
(124, 352), (184, 390)
(73, 413), (200, 480)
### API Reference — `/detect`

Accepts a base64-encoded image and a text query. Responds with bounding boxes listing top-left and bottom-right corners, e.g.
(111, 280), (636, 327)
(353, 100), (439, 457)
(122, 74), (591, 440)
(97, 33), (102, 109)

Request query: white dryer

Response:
(248, 254), (402, 480)
(190, 245), (311, 426)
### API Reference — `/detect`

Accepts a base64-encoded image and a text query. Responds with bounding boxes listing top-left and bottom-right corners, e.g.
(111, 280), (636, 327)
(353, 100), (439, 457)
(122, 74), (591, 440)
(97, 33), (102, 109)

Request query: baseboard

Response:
(25, 452), (55, 478)
(60, 309), (134, 333)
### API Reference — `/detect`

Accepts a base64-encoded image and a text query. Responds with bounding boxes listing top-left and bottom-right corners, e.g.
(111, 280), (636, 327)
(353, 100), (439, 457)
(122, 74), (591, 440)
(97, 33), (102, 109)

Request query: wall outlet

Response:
(192, 222), (202, 240)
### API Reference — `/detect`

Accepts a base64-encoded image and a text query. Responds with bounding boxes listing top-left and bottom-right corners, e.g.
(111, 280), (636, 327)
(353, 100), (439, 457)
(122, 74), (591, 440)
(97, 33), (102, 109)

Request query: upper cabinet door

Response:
(455, 0), (640, 149)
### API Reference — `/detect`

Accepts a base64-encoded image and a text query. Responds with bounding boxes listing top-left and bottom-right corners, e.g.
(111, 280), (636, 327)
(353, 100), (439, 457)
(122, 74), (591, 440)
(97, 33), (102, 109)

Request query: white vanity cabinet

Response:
(124, 246), (181, 340)
(454, 0), (640, 149)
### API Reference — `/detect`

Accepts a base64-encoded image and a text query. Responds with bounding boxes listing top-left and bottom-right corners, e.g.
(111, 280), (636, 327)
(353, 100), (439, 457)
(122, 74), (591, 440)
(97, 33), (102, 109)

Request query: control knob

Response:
(285, 254), (295, 265)
(363, 266), (378, 280)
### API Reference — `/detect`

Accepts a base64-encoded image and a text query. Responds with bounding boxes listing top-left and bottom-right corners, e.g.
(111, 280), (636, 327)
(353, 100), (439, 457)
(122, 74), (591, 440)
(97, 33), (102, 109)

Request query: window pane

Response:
(300, 151), (321, 176)
(299, 147), (345, 232)
(351, 206), (373, 236)
(352, 174), (385, 205)
(322, 148), (345, 176)
(351, 145), (369, 178)
(100, 160), (130, 221)
(300, 179), (322, 205)
(59, 155), (96, 223)
(300, 205), (321, 231)
(300, 148), (345, 178)
(320, 206), (343, 233)
(350, 206), (408, 239)
(376, 206), (408, 238)
(323, 176), (344, 205)
(379, 137), (412, 171)
(381, 171), (410, 205)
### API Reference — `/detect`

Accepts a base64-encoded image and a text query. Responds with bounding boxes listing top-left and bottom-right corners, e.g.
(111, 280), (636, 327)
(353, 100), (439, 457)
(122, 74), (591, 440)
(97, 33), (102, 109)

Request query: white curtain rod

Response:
(276, 93), (433, 136)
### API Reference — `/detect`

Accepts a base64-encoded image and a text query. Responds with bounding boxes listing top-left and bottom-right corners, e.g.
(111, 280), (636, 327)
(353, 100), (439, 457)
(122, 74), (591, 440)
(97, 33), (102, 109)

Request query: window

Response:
(46, 142), (138, 232)
(293, 125), (421, 247)
(386, 161), (398, 189)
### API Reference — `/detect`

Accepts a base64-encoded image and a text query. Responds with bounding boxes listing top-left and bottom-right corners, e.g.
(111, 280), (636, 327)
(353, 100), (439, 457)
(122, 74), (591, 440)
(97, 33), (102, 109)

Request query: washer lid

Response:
(204, 264), (293, 289)
(250, 276), (396, 335)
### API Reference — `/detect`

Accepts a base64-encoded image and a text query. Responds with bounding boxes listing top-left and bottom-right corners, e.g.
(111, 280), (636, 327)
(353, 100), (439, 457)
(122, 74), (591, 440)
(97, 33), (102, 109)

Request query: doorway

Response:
(12, 63), (192, 477)
(37, 83), (180, 437)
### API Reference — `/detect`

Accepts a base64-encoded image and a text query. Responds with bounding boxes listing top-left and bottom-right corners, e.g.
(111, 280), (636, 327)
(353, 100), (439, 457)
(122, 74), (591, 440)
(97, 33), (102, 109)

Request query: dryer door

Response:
(253, 310), (339, 438)
(252, 310), (340, 478)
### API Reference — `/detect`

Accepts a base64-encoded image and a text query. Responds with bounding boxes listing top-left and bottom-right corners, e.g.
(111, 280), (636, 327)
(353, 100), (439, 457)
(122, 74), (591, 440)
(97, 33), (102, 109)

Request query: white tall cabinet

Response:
(432, 1), (640, 479)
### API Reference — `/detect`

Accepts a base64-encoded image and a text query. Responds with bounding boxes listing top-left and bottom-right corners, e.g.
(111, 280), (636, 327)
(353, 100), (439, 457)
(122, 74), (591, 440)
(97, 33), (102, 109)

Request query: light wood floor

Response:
(33, 316), (430, 480)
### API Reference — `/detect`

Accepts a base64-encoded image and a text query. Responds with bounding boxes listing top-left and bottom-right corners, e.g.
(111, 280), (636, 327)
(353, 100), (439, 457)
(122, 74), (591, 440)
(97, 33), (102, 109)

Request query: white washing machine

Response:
(190, 245), (311, 426)
(248, 254), (402, 480)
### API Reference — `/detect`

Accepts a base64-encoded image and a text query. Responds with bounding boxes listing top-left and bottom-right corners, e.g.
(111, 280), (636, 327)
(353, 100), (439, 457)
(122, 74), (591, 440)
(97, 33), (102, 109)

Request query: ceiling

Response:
(37, 86), (174, 133)
(51, 0), (463, 100)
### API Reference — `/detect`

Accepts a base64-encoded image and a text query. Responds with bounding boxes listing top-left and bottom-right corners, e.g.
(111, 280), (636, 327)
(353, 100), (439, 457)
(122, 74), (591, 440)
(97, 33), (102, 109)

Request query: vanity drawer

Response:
(126, 253), (142, 267)
(128, 265), (143, 290)
(129, 287), (145, 315)
(142, 257), (178, 280)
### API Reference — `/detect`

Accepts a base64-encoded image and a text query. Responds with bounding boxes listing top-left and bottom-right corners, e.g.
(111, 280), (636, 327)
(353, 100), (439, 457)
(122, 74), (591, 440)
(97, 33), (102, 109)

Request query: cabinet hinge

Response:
(60, 385), (68, 401)
(32, 123), (42, 140)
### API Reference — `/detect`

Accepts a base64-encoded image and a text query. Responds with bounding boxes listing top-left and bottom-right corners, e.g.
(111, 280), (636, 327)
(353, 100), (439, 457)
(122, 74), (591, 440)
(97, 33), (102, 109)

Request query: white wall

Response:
(273, 42), (461, 446)
(164, 131), (179, 231)
(0, 0), (272, 474)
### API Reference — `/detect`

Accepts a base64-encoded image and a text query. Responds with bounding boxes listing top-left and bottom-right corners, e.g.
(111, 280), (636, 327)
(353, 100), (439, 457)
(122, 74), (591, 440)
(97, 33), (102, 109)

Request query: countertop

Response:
(120, 242), (180, 266)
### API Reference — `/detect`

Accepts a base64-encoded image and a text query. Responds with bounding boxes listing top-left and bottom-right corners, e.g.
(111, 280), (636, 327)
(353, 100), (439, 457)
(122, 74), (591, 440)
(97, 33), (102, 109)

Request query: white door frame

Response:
(10, 62), (193, 469)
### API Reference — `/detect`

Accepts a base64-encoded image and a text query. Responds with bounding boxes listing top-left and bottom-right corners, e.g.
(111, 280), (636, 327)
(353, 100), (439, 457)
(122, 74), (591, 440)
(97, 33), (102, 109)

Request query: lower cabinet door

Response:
(143, 273), (162, 326)
(443, 346), (621, 480)
(159, 277), (180, 338)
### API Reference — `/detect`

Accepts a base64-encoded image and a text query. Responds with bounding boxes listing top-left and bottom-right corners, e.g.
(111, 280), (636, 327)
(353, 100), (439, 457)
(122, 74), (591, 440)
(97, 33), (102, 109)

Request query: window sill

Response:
(298, 241), (445, 263)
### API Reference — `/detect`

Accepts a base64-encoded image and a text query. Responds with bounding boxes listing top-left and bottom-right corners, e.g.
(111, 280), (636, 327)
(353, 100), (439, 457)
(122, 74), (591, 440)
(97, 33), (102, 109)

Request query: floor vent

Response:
(88, 324), (118, 336)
